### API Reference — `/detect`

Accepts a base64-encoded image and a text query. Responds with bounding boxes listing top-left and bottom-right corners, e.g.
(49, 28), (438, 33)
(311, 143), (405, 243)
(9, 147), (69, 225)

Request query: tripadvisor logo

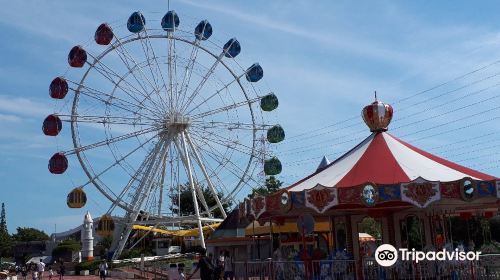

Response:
(374, 244), (482, 267)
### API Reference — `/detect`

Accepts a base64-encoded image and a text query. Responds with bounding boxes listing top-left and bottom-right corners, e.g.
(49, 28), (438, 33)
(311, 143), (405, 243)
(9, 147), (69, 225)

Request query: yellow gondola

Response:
(96, 214), (115, 237)
(66, 188), (86, 208)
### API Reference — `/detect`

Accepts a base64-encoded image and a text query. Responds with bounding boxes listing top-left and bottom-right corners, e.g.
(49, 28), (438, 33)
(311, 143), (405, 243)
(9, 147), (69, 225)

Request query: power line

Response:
(286, 58), (500, 140)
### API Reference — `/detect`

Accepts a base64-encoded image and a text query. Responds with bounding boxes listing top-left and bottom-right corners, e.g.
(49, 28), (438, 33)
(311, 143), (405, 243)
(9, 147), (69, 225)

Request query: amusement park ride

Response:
(43, 10), (284, 259)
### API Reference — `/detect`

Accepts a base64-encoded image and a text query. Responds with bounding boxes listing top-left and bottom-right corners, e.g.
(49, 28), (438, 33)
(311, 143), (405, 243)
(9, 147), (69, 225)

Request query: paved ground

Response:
(14, 273), (202, 280)
(14, 276), (123, 280)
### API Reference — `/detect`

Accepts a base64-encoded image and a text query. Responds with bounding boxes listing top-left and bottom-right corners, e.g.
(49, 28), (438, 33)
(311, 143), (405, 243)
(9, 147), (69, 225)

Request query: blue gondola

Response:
(161, 10), (180, 32)
(246, 63), (263, 82)
(194, 20), (212, 40)
(223, 38), (241, 58)
(127, 11), (146, 33)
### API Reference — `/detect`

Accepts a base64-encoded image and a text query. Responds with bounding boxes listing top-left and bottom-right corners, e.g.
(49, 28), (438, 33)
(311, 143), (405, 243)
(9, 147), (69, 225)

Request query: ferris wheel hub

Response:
(162, 112), (191, 136)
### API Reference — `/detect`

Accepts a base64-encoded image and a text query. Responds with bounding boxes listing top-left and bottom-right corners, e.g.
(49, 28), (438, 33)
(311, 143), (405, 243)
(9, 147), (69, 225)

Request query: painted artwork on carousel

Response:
(401, 177), (440, 208)
(305, 184), (338, 213)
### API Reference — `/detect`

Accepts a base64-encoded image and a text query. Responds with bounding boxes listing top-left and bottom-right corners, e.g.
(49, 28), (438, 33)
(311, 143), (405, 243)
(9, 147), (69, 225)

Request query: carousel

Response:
(236, 98), (500, 279)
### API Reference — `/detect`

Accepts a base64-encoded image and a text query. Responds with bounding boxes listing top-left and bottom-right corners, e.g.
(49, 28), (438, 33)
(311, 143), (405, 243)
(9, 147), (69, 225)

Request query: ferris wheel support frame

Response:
(176, 132), (206, 249)
(112, 137), (171, 260)
(185, 131), (227, 219)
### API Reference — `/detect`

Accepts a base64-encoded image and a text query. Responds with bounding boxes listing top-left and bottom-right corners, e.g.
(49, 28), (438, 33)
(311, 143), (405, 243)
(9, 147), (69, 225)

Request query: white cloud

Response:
(0, 95), (50, 118)
(0, 114), (22, 123)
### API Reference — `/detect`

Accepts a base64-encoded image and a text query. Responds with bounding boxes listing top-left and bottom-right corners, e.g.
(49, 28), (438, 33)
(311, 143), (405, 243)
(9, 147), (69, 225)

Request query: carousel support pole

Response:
(270, 217), (273, 258)
(301, 224), (309, 280)
(448, 213), (454, 245)
(329, 215), (333, 255)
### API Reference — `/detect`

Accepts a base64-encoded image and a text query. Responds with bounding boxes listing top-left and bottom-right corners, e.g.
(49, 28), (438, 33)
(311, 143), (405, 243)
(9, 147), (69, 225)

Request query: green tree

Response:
(248, 176), (283, 198)
(169, 182), (232, 219)
(98, 236), (113, 250)
(0, 203), (11, 257)
(358, 217), (381, 240)
(52, 239), (81, 261)
(12, 227), (49, 242)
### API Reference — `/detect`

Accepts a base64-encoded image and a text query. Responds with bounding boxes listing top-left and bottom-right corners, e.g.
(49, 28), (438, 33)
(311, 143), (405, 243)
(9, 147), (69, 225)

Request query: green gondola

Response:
(260, 93), (279, 112)
(267, 125), (285, 143)
(264, 157), (282, 175)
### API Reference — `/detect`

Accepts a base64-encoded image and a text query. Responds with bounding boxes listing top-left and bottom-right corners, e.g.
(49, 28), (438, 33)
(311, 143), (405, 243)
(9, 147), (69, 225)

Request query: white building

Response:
(81, 211), (94, 260)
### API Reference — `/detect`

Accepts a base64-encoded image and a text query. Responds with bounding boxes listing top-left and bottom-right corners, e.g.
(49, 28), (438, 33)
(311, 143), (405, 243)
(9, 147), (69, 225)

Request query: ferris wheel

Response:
(42, 10), (284, 259)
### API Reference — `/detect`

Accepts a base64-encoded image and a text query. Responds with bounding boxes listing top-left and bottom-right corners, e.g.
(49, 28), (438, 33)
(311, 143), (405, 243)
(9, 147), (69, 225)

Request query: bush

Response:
(75, 260), (99, 274)
(52, 239), (81, 261)
(119, 248), (152, 259)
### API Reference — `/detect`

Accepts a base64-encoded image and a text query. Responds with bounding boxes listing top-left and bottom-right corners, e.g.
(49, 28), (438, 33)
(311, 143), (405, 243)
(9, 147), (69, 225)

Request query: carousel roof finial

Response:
(316, 156), (331, 172)
(362, 92), (393, 132)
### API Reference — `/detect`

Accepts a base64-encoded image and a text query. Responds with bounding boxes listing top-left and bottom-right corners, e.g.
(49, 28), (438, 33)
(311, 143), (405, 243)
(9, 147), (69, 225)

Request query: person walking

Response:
(48, 267), (54, 280)
(178, 266), (186, 280)
(99, 260), (108, 280)
(223, 251), (234, 280)
(21, 265), (28, 280)
(187, 248), (215, 280)
(37, 259), (45, 280)
(58, 263), (65, 280)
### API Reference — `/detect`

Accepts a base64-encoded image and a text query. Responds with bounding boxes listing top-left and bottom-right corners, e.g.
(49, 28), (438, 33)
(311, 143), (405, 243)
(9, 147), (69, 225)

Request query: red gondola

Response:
(95, 23), (113, 45)
(42, 114), (62, 136)
(49, 77), (68, 99)
(68, 46), (87, 68)
(48, 152), (68, 174)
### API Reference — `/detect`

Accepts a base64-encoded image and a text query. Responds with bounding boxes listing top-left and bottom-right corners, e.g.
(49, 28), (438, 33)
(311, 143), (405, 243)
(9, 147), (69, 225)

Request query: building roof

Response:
(288, 132), (496, 192)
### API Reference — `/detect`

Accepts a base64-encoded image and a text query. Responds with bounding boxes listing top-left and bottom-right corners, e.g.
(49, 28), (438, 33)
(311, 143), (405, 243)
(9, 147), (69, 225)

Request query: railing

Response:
(233, 255), (500, 280)
(233, 259), (356, 280)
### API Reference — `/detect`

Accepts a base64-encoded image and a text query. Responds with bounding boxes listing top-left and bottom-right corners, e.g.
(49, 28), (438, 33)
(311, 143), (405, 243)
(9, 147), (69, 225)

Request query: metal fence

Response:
(234, 260), (356, 280)
(233, 255), (500, 280)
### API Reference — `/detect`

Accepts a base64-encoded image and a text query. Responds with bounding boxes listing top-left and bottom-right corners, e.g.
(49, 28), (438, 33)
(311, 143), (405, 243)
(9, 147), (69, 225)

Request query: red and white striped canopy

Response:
(288, 132), (496, 192)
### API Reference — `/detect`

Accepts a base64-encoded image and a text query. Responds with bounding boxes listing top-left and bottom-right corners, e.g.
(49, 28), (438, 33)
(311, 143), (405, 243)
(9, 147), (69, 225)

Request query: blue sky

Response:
(2, 0), (500, 234)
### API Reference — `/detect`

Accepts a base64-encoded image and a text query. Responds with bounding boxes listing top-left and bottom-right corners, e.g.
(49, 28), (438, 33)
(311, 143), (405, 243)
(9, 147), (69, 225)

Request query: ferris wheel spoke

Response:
(87, 51), (155, 101)
(180, 52), (224, 113)
(136, 34), (161, 93)
(57, 114), (157, 126)
(139, 28), (170, 103)
(191, 96), (261, 120)
(185, 74), (243, 115)
(112, 34), (158, 90)
(69, 82), (159, 119)
(64, 126), (159, 156)
(113, 139), (170, 258)
(110, 36), (169, 110)
(192, 120), (271, 131)
(192, 155), (232, 204)
(135, 33), (170, 113)
(177, 39), (201, 110)
(193, 138), (260, 200)
(166, 34), (179, 112)
(109, 137), (167, 214)
(173, 135), (212, 217)
(82, 135), (157, 205)
(191, 129), (260, 157)
(185, 131), (227, 218)
(173, 134), (209, 246)
(191, 151), (237, 208)
(157, 156), (167, 217)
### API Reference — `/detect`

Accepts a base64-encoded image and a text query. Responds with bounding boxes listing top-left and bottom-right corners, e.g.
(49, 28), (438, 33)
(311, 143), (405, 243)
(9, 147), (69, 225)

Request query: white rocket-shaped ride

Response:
(81, 211), (94, 260)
